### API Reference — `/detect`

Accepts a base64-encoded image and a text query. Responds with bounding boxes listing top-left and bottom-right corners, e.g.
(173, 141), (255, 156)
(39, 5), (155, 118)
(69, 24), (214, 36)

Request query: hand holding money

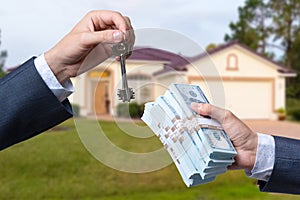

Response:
(190, 103), (258, 171)
(142, 84), (237, 187)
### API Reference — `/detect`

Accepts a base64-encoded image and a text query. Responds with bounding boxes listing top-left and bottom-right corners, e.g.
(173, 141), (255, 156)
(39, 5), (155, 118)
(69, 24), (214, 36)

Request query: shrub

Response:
(117, 102), (146, 118)
(286, 98), (300, 121)
(276, 107), (286, 114)
(71, 104), (80, 117)
(128, 102), (139, 118)
(288, 108), (300, 121)
(0, 70), (5, 78)
(117, 103), (130, 118)
(138, 103), (145, 118)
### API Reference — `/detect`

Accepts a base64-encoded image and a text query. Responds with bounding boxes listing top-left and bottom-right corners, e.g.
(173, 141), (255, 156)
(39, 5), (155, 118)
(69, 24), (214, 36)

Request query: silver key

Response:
(112, 42), (135, 102)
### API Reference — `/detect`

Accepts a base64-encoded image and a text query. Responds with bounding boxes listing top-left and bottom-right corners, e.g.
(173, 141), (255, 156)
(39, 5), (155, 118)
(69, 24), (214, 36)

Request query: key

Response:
(112, 42), (135, 102)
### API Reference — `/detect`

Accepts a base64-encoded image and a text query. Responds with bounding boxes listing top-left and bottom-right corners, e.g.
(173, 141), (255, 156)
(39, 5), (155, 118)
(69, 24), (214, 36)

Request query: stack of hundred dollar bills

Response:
(141, 83), (237, 187)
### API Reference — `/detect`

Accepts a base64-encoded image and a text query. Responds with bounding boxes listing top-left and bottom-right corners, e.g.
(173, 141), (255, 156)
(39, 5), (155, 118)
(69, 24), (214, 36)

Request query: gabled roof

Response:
(128, 41), (296, 76)
(128, 47), (188, 76)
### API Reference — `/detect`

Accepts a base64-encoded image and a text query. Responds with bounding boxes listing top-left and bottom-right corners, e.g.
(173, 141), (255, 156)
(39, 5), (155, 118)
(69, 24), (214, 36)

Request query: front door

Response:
(93, 81), (109, 115)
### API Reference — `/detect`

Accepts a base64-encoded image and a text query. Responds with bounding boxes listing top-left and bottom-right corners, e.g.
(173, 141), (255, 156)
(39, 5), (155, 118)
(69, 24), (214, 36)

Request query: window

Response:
(226, 54), (238, 70)
(127, 74), (152, 104)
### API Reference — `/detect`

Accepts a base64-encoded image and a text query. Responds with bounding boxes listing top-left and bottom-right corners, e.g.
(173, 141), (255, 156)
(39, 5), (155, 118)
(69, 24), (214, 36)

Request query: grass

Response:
(0, 119), (299, 200)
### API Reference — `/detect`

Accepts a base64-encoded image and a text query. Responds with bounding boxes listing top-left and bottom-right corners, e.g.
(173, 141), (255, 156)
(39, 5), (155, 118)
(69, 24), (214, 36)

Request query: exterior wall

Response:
(70, 58), (165, 116)
(210, 46), (278, 78)
(69, 75), (89, 116)
(111, 61), (165, 115)
(155, 72), (187, 98)
(186, 44), (286, 119)
(189, 78), (274, 119)
(70, 44), (289, 120)
(275, 77), (286, 110)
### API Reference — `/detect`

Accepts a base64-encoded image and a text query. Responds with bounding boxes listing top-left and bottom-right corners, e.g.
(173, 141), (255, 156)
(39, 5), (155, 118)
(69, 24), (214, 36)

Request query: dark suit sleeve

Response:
(0, 57), (73, 150)
(258, 136), (300, 194)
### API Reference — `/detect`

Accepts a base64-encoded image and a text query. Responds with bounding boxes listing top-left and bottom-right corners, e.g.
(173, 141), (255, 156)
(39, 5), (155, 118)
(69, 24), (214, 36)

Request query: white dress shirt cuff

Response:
(34, 54), (74, 102)
(245, 133), (275, 182)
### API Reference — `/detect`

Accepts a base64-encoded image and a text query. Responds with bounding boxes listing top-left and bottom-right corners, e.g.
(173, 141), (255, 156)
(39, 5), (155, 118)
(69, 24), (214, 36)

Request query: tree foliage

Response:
(206, 43), (218, 52)
(225, 0), (300, 66)
(286, 32), (300, 98)
(268, 0), (300, 68)
(225, 0), (300, 98)
(0, 29), (7, 78)
(224, 0), (271, 56)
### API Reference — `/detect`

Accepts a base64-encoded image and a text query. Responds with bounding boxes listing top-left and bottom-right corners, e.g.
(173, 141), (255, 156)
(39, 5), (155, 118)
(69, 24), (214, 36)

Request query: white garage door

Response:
(190, 80), (273, 119)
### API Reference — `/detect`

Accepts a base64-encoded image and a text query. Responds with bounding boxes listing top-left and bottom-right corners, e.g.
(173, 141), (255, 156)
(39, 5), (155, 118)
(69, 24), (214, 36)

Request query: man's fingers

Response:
(81, 30), (124, 46)
(190, 102), (211, 116)
(190, 103), (227, 124)
(124, 16), (133, 30)
(75, 10), (131, 35)
(109, 12), (129, 33)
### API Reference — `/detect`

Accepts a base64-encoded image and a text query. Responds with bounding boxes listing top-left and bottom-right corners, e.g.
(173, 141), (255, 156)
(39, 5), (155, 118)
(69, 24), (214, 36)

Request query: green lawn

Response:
(0, 119), (298, 200)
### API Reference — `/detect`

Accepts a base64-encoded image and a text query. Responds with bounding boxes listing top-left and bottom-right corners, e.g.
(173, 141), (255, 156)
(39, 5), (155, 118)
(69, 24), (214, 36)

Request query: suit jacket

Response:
(0, 57), (73, 150)
(259, 136), (300, 194)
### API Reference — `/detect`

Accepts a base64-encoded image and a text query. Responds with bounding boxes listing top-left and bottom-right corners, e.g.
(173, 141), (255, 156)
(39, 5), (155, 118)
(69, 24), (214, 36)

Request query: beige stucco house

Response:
(70, 41), (296, 120)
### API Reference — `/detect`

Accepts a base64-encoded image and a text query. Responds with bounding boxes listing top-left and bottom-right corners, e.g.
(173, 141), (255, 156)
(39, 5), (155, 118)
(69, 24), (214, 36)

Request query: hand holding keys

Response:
(112, 38), (135, 102)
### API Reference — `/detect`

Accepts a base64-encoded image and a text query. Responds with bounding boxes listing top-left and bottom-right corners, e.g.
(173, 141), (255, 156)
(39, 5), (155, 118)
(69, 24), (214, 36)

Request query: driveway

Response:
(96, 115), (300, 140)
(244, 120), (300, 139)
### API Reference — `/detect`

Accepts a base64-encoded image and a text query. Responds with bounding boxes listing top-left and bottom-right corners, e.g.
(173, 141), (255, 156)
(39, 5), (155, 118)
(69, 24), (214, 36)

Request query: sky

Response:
(0, 0), (245, 68)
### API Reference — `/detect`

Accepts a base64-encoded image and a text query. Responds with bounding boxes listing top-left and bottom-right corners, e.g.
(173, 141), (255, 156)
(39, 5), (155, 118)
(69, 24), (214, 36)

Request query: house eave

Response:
(154, 70), (186, 78)
(279, 73), (297, 78)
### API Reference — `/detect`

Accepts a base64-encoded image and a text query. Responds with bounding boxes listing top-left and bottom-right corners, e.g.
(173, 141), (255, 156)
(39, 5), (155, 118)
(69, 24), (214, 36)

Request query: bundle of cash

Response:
(141, 83), (237, 187)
